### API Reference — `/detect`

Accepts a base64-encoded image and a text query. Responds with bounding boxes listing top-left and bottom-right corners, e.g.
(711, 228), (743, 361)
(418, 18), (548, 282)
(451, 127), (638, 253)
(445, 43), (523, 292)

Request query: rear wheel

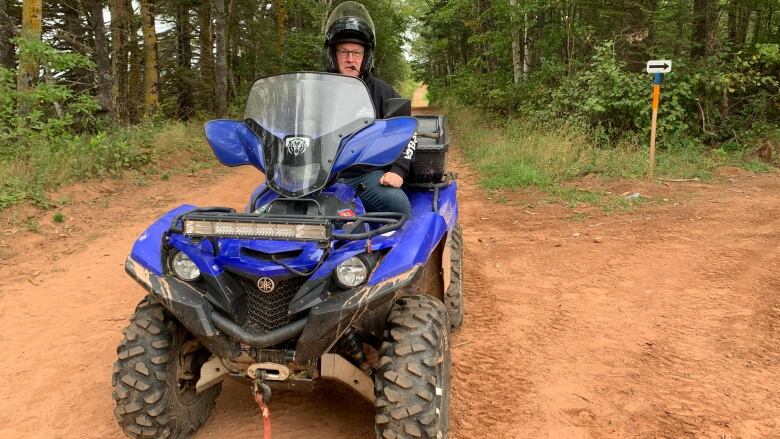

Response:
(445, 223), (464, 329)
(112, 296), (221, 439)
(374, 295), (451, 439)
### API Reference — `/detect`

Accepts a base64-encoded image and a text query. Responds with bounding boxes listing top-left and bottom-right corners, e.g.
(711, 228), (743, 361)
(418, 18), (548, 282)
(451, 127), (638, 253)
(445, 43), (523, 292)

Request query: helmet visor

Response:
(326, 1), (375, 43)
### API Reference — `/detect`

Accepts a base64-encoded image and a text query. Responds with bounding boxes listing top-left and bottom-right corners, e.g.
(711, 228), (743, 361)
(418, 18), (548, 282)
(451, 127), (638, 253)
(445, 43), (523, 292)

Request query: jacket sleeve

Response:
(388, 131), (416, 179)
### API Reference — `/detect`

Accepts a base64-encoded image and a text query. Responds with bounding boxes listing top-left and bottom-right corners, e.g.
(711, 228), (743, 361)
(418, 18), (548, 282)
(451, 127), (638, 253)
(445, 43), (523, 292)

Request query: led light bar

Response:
(183, 218), (329, 241)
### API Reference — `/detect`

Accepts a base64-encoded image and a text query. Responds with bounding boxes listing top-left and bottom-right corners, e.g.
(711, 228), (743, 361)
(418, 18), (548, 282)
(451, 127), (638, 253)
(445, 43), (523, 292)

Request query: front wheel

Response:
(112, 296), (221, 439)
(374, 295), (451, 439)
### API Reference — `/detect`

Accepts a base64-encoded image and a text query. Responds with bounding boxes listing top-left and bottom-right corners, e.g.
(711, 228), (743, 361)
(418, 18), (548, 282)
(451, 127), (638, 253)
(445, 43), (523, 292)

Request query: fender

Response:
(293, 212), (448, 361)
(130, 204), (197, 276)
(204, 119), (265, 172)
(369, 211), (448, 284)
(331, 117), (418, 175)
(295, 265), (422, 361)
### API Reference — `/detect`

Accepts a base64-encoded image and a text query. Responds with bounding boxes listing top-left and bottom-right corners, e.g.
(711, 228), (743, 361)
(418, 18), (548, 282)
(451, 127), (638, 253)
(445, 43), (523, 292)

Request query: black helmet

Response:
(324, 2), (376, 77)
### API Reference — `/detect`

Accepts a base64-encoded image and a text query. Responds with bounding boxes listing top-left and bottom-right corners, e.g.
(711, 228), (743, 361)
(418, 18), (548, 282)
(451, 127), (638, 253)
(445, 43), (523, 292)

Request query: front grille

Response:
(238, 276), (306, 332)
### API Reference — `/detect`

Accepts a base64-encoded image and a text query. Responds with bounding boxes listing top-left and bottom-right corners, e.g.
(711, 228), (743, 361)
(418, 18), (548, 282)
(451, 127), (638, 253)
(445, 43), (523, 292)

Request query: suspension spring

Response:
(342, 330), (373, 376)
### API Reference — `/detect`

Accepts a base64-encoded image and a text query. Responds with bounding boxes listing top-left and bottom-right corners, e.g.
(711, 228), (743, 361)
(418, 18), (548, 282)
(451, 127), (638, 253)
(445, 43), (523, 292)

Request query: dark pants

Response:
(340, 170), (411, 217)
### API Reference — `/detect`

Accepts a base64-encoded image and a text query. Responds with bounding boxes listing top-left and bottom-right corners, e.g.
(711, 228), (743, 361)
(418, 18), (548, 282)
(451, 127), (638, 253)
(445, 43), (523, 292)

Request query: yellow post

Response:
(648, 83), (660, 179)
(16, 0), (43, 115)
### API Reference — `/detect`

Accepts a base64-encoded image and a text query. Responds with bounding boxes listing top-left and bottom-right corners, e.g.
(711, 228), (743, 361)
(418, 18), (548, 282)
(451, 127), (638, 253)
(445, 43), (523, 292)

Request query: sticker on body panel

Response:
(403, 133), (417, 160)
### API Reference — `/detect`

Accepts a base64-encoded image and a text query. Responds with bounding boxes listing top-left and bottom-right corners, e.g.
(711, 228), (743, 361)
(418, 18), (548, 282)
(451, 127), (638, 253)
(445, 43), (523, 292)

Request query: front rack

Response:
(169, 208), (406, 243)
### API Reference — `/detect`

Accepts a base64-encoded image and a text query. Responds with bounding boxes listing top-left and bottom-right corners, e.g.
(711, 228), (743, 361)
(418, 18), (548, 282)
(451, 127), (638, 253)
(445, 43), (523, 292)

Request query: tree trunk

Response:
(16, 0), (43, 115)
(109, 0), (130, 124)
(272, 0), (286, 58)
(140, 0), (160, 119)
(175, 2), (194, 120)
(0, 0), (17, 70)
(691, 0), (717, 58)
(199, 0), (214, 113)
(534, 9), (545, 67)
(522, 12), (531, 76)
(728, 0), (737, 43)
(213, 0), (227, 118)
(510, 0), (522, 83)
(87, 0), (112, 112)
(58, 1), (94, 93)
(565, 2), (572, 74)
(127, 1), (142, 122)
(60, 0), (90, 53)
(646, 0), (660, 59)
(750, 7), (767, 45)
(226, 0), (238, 100)
(728, 0), (749, 48)
(673, 8), (686, 58)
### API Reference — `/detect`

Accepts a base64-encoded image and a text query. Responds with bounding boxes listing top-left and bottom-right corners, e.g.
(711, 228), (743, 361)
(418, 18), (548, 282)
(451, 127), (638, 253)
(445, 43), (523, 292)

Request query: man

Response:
(324, 1), (415, 218)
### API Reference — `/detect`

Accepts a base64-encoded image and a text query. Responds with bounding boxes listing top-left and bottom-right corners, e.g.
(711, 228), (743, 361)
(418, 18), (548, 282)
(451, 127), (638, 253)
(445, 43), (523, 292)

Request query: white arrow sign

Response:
(646, 60), (672, 74)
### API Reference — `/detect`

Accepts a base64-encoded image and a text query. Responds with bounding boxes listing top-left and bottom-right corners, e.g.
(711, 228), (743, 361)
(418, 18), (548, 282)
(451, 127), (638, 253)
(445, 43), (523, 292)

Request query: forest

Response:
(412, 0), (780, 147)
(0, 0), (778, 209)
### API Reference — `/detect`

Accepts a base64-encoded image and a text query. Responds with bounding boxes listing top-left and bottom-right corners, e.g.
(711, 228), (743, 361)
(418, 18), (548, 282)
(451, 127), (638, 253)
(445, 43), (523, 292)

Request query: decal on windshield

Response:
(356, 106), (374, 118)
(285, 136), (311, 156)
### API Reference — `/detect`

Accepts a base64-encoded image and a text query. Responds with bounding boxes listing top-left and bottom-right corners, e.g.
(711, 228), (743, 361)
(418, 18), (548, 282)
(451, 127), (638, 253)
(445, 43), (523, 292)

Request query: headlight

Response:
(334, 256), (368, 289)
(170, 251), (200, 281)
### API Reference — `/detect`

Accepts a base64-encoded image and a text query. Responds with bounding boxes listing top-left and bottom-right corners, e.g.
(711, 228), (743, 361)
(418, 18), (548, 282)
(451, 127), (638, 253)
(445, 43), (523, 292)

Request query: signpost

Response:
(646, 60), (672, 179)
(646, 60), (672, 74)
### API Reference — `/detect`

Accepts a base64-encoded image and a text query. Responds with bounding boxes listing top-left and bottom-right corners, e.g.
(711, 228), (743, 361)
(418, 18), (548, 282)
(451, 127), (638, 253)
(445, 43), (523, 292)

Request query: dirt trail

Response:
(412, 83), (429, 108)
(1, 122), (779, 438)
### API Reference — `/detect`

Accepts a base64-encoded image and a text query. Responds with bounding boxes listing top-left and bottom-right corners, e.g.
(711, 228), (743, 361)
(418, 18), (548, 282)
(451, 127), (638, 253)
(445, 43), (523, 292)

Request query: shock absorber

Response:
(342, 330), (373, 376)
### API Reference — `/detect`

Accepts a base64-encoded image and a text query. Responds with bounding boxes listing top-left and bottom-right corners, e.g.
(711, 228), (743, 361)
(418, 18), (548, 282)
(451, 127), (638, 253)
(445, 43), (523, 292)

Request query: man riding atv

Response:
(325, 2), (416, 218)
(111, 3), (462, 439)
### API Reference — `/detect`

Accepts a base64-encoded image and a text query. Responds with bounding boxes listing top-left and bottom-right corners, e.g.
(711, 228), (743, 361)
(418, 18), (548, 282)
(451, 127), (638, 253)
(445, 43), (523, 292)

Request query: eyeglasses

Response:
(336, 49), (364, 59)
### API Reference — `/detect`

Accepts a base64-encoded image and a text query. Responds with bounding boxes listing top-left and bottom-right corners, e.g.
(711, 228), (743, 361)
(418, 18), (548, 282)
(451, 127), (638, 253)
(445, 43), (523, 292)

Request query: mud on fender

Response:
(294, 265), (423, 362)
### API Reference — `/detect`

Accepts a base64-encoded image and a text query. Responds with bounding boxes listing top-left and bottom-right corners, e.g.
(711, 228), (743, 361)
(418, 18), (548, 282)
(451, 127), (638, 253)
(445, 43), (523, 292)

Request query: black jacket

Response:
(339, 74), (415, 179)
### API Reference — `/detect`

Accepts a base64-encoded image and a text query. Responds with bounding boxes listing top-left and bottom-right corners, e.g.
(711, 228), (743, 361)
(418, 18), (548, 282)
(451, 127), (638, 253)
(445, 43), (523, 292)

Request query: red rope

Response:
(254, 390), (272, 439)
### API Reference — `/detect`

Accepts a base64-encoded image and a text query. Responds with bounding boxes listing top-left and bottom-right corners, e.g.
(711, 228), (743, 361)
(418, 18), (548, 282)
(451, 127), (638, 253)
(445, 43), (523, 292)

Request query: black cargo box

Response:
(408, 115), (449, 183)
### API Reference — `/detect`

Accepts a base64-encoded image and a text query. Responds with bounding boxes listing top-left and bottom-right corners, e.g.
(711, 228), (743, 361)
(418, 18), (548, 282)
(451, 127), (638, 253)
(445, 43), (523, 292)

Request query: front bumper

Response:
(125, 257), (421, 361)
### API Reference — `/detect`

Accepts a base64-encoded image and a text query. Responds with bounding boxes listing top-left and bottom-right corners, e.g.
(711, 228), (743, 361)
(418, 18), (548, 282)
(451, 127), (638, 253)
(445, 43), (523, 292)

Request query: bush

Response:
(0, 40), (157, 210)
(429, 40), (779, 156)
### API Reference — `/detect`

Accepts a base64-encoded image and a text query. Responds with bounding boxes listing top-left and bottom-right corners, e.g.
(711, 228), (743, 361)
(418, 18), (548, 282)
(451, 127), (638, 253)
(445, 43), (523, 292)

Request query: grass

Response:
(25, 219), (39, 232)
(0, 120), (218, 212)
(447, 104), (774, 209)
(742, 159), (775, 173)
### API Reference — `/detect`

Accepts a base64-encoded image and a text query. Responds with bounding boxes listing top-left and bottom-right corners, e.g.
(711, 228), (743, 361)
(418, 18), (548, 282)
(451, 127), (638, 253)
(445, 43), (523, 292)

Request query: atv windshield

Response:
(244, 72), (375, 197)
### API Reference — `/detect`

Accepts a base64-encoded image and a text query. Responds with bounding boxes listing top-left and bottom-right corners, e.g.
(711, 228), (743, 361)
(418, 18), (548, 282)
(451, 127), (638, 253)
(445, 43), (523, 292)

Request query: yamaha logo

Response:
(257, 277), (275, 293)
(285, 136), (310, 156)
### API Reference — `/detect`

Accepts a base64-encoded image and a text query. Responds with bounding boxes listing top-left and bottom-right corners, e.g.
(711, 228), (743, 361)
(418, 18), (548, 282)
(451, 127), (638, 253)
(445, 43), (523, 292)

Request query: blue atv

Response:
(112, 72), (464, 439)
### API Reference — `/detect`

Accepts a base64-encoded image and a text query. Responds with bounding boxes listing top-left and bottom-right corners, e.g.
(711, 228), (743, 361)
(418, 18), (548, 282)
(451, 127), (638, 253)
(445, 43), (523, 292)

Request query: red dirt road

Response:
(1, 135), (778, 438)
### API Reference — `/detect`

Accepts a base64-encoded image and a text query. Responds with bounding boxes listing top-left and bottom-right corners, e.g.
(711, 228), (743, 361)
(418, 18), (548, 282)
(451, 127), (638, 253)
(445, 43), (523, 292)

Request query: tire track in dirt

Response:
(452, 162), (780, 438)
(448, 160), (538, 437)
(1, 116), (779, 439)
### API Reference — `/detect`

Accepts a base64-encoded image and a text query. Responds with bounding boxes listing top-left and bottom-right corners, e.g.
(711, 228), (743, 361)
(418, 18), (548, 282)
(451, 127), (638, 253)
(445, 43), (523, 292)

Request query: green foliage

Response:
(396, 78), (418, 100)
(53, 212), (65, 223)
(1, 39), (100, 156)
(0, 41), (162, 210)
(448, 103), (728, 202)
(360, 0), (412, 87)
(0, 123), (157, 209)
(410, 0), (779, 158)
